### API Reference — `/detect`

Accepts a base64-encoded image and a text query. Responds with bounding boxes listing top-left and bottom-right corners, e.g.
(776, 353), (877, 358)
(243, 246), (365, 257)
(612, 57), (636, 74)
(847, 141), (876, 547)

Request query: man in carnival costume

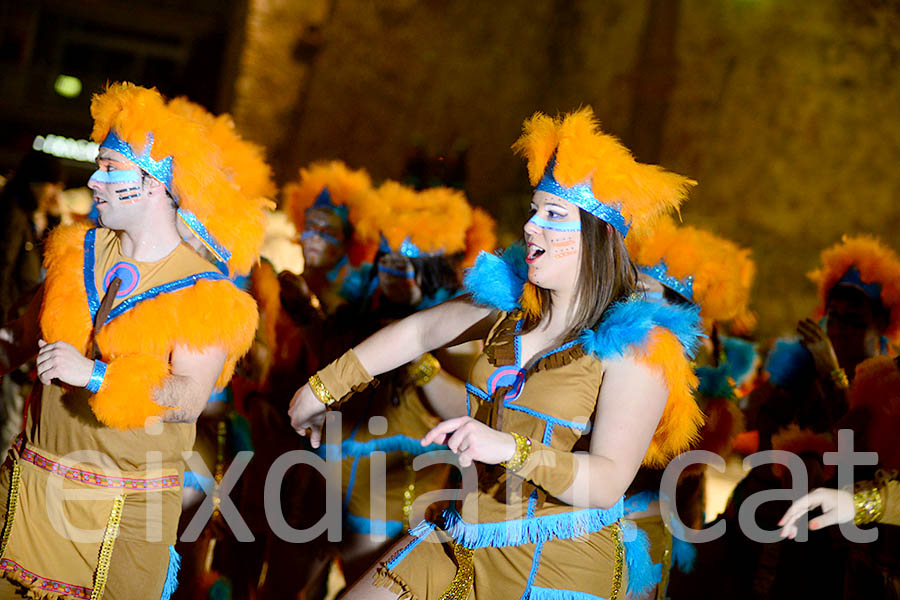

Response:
(289, 108), (704, 599)
(747, 234), (900, 452)
(625, 217), (757, 599)
(0, 82), (271, 600)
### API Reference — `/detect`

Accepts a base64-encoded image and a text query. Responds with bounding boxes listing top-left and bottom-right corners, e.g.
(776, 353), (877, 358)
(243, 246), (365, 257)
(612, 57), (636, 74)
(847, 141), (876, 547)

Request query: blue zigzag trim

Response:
(84, 228), (101, 320)
(440, 500), (623, 549)
(463, 244), (528, 312)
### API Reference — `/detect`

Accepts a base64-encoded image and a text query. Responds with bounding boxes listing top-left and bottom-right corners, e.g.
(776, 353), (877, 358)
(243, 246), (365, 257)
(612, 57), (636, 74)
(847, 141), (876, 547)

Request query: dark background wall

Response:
(3, 0), (899, 341)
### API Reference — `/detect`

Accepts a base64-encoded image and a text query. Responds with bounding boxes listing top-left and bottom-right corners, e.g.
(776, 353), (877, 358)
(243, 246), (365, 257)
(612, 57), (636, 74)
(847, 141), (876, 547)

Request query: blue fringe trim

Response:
(671, 535), (697, 573)
(579, 298), (704, 361)
(621, 521), (658, 596)
(764, 338), (815, 388)
(441, 499), (623, 549)
(345, 512), (405, 537)
(160, 545), (181, 600)
(463, 245), (528, 312)
(528, 587), (607, 600)
(183, 471), (215, 493)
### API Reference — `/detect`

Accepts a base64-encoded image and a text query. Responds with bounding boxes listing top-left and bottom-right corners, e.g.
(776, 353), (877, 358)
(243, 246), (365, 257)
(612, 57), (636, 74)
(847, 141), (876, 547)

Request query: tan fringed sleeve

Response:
(514, 440), (578, 498)
(316, 349), (375, 405)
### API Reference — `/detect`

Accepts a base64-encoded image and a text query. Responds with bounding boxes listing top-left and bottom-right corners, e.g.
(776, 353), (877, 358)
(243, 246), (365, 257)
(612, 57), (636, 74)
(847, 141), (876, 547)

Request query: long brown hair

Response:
(521, 209), (638, 340)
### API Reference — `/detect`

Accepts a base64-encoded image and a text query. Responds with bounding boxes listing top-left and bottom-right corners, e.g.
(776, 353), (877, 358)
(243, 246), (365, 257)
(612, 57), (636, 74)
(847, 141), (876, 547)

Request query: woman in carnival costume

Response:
(288, 107), (704, 599)
(623, 218), (757, 599)
(747, 234), (900, 453)
(0, 83), (271, 600)
(317, 182), (481, 588)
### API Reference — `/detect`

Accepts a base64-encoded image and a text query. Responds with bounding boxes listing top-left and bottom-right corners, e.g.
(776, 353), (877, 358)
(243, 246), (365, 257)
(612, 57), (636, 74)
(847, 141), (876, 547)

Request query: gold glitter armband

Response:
(408, 353), (441, 387)
(501, 432), (532, 473)
(830, 367), (850, 390)
(853, 480), (885, 525)
(309, 374), (337, 406)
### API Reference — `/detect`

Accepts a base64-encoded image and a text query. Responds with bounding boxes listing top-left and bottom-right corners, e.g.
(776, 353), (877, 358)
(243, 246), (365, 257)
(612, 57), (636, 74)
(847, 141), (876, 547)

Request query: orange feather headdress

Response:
(628, 218), (757, 333)
(281, 160), (373, 234)
(90, 82), (274, 276)
(808, 234), (900, 344)
(355, 181), (473, 256)
(511, 107), (695, 237)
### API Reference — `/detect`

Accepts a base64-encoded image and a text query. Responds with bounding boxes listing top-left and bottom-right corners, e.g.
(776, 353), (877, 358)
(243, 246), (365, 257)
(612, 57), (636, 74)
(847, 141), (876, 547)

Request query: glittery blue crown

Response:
(640, 260), (694, 302)
(379, 233), (427, 258)
(101, 129), (232, 263)
(836, 265), (882, 303)
(534, 158), (630, 237)
(310, 188), (349, 223)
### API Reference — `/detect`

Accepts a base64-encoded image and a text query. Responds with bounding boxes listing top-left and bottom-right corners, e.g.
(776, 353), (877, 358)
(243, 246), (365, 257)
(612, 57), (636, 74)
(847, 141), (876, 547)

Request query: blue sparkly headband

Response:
(379, 234), (430, 258)
(835, 265), (883, 303)
(309, 188), (350, 224)
(640, 260), (694, 302)
(534, 159), (631, 237)
(100, 130), (232, 264)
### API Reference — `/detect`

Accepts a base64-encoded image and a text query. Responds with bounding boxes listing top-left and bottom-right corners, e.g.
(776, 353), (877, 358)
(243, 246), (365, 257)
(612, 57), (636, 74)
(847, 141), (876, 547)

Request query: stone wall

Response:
(233, 0), (900, 341)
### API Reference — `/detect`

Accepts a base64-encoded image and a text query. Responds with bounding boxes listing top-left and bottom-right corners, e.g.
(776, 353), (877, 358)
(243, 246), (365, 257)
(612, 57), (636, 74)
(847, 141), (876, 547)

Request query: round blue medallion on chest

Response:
(103, 261), (140, 297)
(486, 365), (527, 402)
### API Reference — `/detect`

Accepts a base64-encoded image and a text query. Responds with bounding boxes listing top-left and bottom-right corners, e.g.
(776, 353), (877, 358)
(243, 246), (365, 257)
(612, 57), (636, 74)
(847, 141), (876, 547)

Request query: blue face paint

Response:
(302, 229), (342, 248)
(377, 265), (416, 279)
(89, 168), (142, 185)
(528, 213), (582, 232)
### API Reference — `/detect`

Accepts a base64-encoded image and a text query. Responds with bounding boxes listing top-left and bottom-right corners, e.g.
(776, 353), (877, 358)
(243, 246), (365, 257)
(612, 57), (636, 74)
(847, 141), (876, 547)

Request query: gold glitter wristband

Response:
(408, 353), (441, 387)
(853, 481), (885, 525)
(830, 367), (850, 390)
(309, 374), (337, 406)
(501, 432), (532, 473)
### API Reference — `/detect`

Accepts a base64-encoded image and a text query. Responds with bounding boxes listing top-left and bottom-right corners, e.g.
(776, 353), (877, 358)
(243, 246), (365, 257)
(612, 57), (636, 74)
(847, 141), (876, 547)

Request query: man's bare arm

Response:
(155, 344), (227, 423)
(1, 286), (43, 376)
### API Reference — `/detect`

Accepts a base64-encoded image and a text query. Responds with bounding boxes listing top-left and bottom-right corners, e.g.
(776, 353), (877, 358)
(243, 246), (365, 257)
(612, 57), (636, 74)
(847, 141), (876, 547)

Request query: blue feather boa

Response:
(464, 245), (703, 360)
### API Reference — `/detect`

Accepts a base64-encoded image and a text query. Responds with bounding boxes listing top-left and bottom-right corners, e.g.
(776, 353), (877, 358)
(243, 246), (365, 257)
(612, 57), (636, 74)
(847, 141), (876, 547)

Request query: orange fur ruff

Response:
(511, 107), (696, 235)
(808, 234), (900, 344)
(633, 327), (704, 467)
(90, 83), (273, 276)
(40, 225), (259, 429)
(628, 217), (757, 331)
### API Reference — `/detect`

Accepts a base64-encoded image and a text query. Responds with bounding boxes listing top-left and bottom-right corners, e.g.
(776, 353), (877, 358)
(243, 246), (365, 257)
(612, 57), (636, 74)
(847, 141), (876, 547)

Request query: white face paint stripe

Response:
(89, 168), (142, 184)
(528, 214), (581, 232)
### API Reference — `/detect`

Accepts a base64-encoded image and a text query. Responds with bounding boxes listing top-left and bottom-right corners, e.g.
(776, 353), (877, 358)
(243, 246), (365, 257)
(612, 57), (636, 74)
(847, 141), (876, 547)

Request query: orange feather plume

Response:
(282, 160), (373, 233)
(808, 234), (900, 344)
(628, 217), (757, 333)
(90, 83), (274, 276)
(511, 107), (696, 235)
(462, 207), (498, 269)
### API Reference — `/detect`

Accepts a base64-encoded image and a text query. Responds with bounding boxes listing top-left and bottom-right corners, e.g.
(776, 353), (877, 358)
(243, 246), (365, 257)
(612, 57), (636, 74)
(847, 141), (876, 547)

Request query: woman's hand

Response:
(288, 383), (327, 447)
(778, 487), (855, 539)
(796, 318), (840, 377)
(421, 416), (516, 468)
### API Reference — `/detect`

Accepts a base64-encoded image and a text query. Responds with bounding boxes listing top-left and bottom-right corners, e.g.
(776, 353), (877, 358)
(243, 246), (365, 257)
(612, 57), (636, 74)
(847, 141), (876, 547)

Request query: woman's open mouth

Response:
(526, 242), (545, 264)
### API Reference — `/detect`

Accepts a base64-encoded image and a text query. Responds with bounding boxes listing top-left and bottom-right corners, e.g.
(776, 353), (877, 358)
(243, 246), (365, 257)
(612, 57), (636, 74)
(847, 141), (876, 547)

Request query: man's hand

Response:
(421, 416), (516, 468)
(797, 318), (841, 377)
(288, 383), (327, 447)
(36, 339), (93, 387)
